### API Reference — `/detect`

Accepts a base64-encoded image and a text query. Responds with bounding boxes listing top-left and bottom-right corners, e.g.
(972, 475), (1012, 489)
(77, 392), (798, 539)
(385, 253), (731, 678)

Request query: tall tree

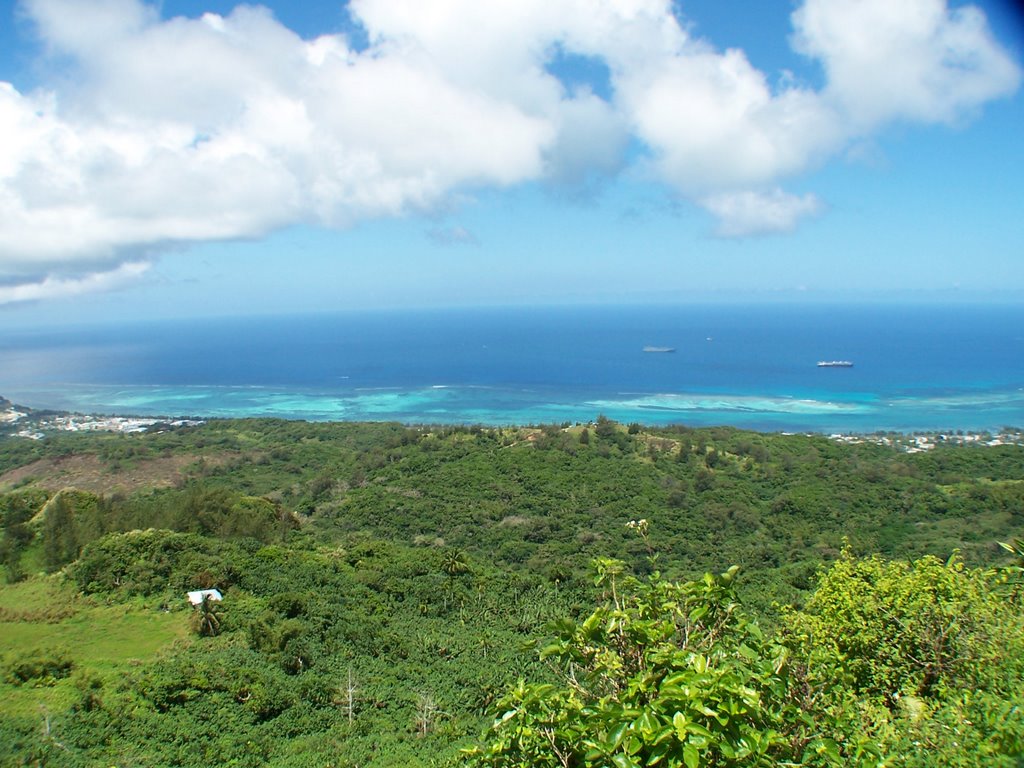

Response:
(43, 492), (79, 571)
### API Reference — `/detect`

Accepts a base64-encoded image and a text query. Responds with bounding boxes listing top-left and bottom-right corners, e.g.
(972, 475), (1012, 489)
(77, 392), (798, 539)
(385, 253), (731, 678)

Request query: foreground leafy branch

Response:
(466, 550), (1024, 768)
(464, 562), (878, 768)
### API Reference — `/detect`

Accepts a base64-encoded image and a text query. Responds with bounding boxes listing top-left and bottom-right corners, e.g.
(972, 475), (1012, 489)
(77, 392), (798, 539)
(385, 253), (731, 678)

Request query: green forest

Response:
(1, 417), (1022, 766)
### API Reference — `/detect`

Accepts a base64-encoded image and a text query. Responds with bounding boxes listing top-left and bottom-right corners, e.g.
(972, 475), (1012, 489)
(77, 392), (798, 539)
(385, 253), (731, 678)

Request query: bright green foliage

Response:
(469, 550), (1024, 768)
(0, 490), (42, 583)
(69, 528), (232, 596)
(4, 526), (576, 767)
(42, 491), (81, 570)
(2, 645), (73, 685)
(5, 418), (1024, 604)
(786, 550), (1018, 701)
(465, 563), (879, 768)
(183, 487), (298, 541)
(785, 550), (1024, 766)
(997, 537), (1024, 601)
(1000, 537), (1024, 570)
(3, 419), (1024, 766)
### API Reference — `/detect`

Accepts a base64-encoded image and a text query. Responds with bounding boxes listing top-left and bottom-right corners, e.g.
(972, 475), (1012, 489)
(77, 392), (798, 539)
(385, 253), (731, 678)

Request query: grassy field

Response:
(0, 575), (189, 719)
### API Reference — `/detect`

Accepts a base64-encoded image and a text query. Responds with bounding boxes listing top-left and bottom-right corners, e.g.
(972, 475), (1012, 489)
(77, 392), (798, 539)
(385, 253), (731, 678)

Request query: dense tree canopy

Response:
(0, 418), (1022, 766)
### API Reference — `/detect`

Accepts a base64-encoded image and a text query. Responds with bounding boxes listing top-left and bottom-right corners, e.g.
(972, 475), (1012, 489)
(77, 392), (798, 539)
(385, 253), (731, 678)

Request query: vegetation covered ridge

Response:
(1, 417), (1023, 765)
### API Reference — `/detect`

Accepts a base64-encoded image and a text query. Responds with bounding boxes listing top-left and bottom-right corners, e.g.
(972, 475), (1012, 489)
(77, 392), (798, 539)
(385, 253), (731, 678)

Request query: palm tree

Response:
(999, 538), (1024, 602)
(441, 549), (472, 610)
(192, 595), (223, 637)
(441, 549), (471, 579)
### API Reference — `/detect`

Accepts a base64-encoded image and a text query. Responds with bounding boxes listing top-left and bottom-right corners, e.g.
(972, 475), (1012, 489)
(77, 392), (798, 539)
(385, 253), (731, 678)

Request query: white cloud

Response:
(0, 0), (1019, 298)
(617, 49), (843, 192)
(792, 0), (1022, 128)
(0, 261), (150, 305)
(23, 0), (155, 57)
(701, 189), (823, 237)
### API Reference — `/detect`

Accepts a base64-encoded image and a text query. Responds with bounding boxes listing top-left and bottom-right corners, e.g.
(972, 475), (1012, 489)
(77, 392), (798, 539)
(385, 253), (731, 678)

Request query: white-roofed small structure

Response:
(186, 588), (223, 606)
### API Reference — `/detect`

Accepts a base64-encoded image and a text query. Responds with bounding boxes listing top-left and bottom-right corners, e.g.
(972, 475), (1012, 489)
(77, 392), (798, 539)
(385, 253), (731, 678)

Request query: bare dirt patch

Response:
(0, 453), (210, 494)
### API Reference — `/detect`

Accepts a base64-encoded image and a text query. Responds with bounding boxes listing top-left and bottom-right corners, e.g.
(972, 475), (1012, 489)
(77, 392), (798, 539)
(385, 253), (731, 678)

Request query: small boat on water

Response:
(643, 346), (676, 353)
(817, 360), (853, 367)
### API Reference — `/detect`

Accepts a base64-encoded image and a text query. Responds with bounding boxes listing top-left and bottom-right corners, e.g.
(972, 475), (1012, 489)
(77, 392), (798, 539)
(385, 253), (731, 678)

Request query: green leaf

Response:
(817, 738), (841, 763)
(683, 743), (700, 768)
(539, 643), (563, 660)
(672, 712), (688, 740)
(633, 710), (660, 735)
(608, 721), (629, 750)
(738, 643), (758, 660)
(685, 721), (713, 739)
(652, 726), (675, 745)
(647, 743), (670, 766)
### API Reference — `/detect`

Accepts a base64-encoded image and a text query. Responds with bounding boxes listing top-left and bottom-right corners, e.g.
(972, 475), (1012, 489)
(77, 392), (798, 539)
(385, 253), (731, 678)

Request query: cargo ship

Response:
(643, 346), (676, 353)
(817, 360), (853, 367)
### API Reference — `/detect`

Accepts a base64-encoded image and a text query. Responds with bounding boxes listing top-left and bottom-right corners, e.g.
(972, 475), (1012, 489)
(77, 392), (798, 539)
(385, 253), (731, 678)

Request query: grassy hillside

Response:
(0, 577), (187, 719)
(1, 418), (1022, 766)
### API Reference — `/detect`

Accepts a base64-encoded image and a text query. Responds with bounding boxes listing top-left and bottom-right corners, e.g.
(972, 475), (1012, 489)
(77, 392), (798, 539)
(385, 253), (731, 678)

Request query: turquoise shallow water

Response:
(3, 304), (1023, 432)
(8, 382), (1024, 433)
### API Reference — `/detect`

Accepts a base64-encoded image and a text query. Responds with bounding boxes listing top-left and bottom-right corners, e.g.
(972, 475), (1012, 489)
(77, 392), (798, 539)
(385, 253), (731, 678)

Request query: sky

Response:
(0, 0), (1022, 325)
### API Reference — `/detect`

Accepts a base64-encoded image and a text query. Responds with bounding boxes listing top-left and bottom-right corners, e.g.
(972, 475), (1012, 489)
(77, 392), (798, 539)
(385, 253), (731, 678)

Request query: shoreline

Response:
(3, 395), (1022, 450)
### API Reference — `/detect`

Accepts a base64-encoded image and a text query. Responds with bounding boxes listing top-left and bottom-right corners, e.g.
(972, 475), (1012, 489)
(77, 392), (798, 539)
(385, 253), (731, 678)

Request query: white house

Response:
(186, 589), (223, 606)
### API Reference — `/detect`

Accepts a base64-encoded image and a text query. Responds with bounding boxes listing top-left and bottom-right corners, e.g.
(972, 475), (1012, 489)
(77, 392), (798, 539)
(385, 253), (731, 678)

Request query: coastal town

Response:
(0, 397), (203, 439)
(828, 429), (1024, 452)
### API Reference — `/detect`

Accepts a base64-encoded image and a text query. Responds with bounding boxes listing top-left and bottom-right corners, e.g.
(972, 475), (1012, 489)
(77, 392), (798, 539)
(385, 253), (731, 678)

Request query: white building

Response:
(186, 589), (223, 606)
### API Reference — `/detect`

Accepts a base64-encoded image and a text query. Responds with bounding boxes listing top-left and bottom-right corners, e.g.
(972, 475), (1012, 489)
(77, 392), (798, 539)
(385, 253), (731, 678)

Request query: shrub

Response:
(3, 646), (73, 685)
(465, 562), (880, 767)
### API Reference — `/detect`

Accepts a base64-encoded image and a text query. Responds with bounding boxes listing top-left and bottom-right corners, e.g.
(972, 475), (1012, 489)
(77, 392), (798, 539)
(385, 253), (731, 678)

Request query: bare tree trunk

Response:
(415, 691), (445, 737)
(345, 667), (358, 724)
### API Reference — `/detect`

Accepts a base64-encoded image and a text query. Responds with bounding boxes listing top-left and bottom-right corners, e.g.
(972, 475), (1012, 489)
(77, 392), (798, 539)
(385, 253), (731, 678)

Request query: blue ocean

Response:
(2, 304), (1023, 433)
